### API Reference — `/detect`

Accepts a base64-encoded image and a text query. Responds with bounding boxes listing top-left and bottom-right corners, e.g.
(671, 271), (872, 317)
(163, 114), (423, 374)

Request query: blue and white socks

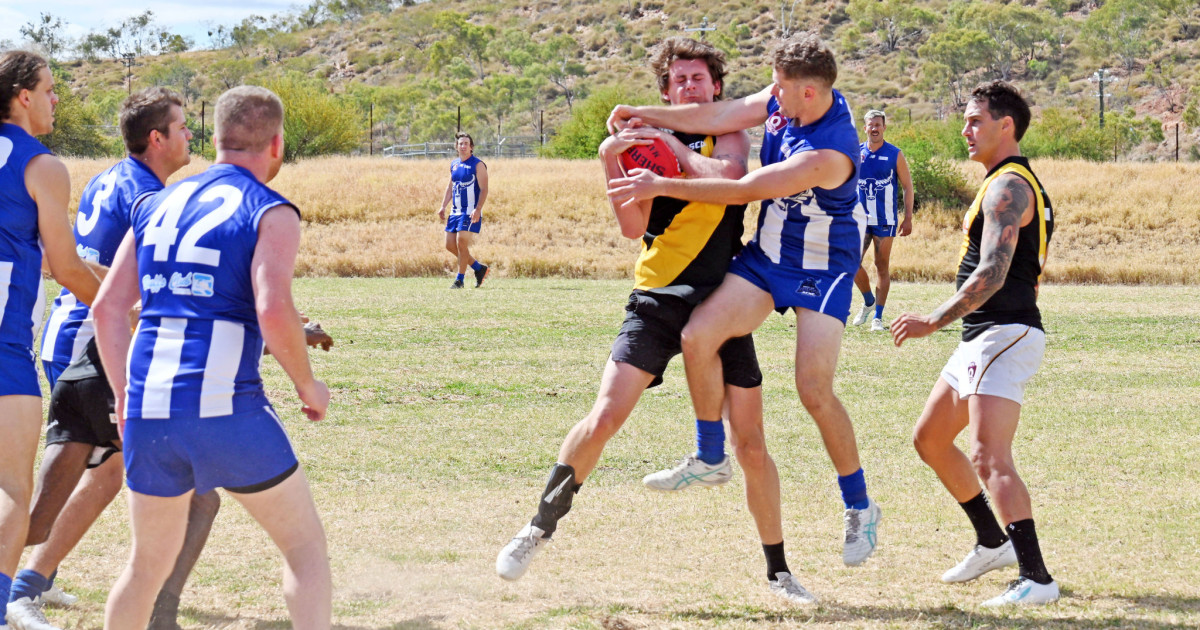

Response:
(861, 291), (875, 308)
(696, 419), (725, 465)
(470, 260), (485, 272)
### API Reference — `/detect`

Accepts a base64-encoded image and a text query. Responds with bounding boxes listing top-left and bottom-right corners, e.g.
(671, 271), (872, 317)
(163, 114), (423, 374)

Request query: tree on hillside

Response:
(145, 59), (200, 104)
(428, 12), (496, 83)
(540, 36), (587, 112)
(1082, 0), (1160, 72)
(847, 0), (937, 52)
(949, 1), (1054, 82)
(919, 27), (992, 108)
(76, 11), (193, 60)
(41, 67), (112, 157)
(20, 13), (69, 60)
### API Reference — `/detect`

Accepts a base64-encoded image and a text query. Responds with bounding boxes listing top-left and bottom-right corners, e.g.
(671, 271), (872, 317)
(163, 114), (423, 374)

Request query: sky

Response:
(0, 0), (304, 51)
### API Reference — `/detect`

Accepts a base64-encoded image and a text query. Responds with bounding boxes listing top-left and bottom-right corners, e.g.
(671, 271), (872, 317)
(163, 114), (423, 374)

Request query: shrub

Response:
(888, 119), (973, 207)
(544, 86), (651, 158)
(259, 73), (364, 161)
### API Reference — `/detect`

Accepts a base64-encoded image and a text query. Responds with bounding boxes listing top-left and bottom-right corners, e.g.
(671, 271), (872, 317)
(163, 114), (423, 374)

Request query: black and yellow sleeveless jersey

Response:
(956, 156), (1054, 341)
(633, 131), (748, 305)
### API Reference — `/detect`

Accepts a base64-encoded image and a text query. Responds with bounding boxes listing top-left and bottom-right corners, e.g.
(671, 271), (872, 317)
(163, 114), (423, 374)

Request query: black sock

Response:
(959, 491), (1008, 549)
(762, 542), (790, 581)
(530, 463), (582, 537)
(1006, 519), (1053, 584)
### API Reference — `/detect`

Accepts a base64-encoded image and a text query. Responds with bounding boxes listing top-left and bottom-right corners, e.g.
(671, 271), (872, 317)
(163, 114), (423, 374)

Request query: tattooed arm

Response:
(891, 173), (1032, 346)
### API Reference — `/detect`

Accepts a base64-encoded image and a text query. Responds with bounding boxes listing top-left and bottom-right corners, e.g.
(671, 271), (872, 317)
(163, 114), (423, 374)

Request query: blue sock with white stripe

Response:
(696, 419), (725, 465)
(0, 572), (10, 623)
(862, 292), (875, 307)
(470, 260), (484, 272)
(9, 569), (49, 604)
(875, 303), (885, 319)
(455, 273), (465, 283)
(837, 468), (870, 510)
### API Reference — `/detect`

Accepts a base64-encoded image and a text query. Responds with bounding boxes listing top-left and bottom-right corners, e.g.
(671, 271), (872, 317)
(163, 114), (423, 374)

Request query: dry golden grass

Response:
(63, 157), (1200, 284)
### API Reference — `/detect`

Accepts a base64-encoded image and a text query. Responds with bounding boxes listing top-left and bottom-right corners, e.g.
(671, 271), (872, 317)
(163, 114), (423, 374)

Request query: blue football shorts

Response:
(727, 245), (855, 325)
(124, 405), (299, 497)
(445, 213), (482, 233)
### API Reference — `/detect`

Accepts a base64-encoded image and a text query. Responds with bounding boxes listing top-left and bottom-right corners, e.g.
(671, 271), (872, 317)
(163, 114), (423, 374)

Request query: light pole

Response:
(685, 16), (715, 40)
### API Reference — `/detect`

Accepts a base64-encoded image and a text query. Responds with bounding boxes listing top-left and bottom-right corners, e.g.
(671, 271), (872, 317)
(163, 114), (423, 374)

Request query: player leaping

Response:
(606, 35), (882, 579)
(496, 37), (817, 604)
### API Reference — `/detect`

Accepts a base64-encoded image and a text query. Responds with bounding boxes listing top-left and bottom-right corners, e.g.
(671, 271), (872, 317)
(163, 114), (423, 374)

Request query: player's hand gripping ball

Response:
(620, 137), (682, 178)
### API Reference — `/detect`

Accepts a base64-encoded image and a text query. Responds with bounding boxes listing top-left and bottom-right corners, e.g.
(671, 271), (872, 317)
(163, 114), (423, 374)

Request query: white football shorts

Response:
(941, 324), (1045, 405)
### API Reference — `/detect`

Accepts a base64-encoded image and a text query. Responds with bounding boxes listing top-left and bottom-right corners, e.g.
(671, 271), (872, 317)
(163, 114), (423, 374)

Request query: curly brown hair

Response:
(771, 34), (837, 88)
(0, 51), (48, 121)
(648, 37), (727, 101)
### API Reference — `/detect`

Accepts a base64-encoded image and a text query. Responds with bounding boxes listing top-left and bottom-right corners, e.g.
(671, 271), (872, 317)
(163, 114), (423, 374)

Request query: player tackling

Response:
(496, 37), (818, 604)
(93, 85), (332, 629)
(891, 81), (1058, 606)
(606, 35), (882, 583)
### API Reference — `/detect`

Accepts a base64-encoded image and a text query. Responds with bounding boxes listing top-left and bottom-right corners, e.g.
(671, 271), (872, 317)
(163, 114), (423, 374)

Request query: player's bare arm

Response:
(92, 232), (141, 428)
(896, 151), (915, 237)
(607, 86), (773, 136)
(253, 204), (330, 422)
(599, 130), (654, 238)
(438, 179), (453, 221)
(609, 147), (852, 208)
(28, 154), (102, 306)
(620, 126), (749, 179)
(471, 162), (488, 223)
(891, 173), (1032, 347)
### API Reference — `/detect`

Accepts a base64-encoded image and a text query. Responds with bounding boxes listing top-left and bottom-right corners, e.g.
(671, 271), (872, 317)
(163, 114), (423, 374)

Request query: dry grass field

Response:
(29, 278), (1200, 630)
(62, 157), (1200, 284)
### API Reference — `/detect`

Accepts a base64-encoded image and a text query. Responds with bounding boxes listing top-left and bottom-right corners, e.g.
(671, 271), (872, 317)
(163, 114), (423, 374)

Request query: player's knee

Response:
(731, 432), (768, 470)
(680, 324), (716, 360)
(795, 376), (834, 412)
(912, 425), (940, 461)
(968, 444), (1013, 482)
(584, 406), (627, 441)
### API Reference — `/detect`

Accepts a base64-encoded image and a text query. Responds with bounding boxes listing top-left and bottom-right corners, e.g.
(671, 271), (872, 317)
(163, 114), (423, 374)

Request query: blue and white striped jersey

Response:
(749, 92), (866, 274)
(41, 157), (161, 380)
(449, 155), (483, 215)
(858, 141), (902, 227)
(126, 163), (297, 420)
(0, 123), (52, 351)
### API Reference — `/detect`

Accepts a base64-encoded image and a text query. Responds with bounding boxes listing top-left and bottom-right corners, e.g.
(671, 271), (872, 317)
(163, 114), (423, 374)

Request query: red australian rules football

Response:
(620, 137), (682, 178)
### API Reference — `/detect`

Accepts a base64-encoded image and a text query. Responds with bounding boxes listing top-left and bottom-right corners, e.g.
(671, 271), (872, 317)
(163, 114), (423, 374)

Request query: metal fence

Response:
(381, 136), (545, 159)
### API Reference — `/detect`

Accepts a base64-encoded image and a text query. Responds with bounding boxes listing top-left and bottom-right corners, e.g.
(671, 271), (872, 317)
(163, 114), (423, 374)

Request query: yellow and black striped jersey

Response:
(956, 156), (1054, 341)
(633, 131), (748, 304)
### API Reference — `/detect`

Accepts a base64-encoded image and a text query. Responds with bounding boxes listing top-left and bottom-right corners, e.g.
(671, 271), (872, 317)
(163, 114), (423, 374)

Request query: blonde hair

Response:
(215, 86), (283, 152)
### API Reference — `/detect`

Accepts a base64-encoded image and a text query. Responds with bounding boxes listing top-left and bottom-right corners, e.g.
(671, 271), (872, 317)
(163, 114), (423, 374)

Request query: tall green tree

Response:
(1083, 0), (1160, 72)
(918, 28), (992, 108)
(847, 0), (937, 52)
(20, 13), (69, 60)
(428, 12), (496, 83)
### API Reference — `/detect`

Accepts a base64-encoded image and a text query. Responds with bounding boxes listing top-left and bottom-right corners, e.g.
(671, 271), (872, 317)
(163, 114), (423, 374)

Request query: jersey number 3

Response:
(144, 182), (243, 266)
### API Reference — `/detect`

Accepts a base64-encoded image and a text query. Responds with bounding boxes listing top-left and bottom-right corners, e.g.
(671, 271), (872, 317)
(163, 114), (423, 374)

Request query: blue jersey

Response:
(449, 155), (484, 216)
(858, 141), (902, 227)
(126, 164), (297, 421)
(41, 157), (161, 379)
(0, 123), (52, 351)
(751, 91), (865, 274)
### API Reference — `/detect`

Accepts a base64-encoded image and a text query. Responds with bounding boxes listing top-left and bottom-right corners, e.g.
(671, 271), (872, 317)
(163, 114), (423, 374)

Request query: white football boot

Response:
(39, 585), (77, 607)
(870, 318), (886, 332)
(643, 454), (732, 491)
(851, 304), (872, 326)
(496, 522), (551, 581)
(768, 572), (818, 605)
(981, 576), (1060, 606)
(843, 499), (881, 566)
(942, 540), (1018, 583)
(6, 597), (61, 630)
